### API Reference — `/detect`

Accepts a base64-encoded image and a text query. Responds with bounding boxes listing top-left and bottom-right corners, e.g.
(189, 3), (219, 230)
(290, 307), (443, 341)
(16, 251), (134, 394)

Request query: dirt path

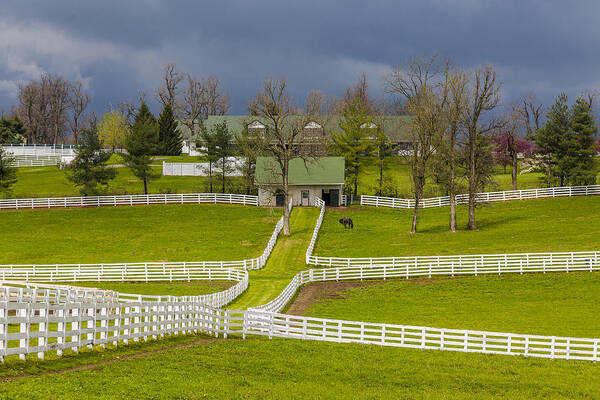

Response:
(1, 337), (219, 382)
(285, 276), (468, 315)
(285, 281), (384, 315)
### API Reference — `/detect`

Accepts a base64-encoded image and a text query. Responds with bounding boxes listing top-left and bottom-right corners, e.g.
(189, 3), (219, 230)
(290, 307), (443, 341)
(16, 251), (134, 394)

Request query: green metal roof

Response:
(255, 157), (345, 185)
(178, 115), (412, 143)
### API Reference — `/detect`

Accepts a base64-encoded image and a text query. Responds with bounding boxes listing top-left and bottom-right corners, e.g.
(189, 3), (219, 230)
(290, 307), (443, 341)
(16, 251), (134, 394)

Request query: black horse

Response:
(339, 216), (354, 229)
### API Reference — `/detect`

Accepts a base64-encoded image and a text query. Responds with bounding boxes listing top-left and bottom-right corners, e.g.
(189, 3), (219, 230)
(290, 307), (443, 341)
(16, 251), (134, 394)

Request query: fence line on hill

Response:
(0, 193), (259, 210)
(162, 160), (244, 177)
(2, 144), (76, 157)
(360, 185), (600, 209)
(256, 256), (600, 314)
(305, 197), (325, 264)
(4, 259), (600, 362)
(0, 267), (248, 309)
(9, 155), (61, 167)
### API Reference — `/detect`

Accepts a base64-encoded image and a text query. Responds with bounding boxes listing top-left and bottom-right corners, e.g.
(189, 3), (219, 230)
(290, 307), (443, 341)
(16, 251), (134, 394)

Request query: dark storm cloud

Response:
(1, 0), (600, 115)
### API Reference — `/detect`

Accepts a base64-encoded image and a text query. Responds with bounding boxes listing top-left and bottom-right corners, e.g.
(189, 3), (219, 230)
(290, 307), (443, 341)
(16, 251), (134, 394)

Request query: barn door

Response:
(330, 189), (340, 206)
(301, 190), (310, 206)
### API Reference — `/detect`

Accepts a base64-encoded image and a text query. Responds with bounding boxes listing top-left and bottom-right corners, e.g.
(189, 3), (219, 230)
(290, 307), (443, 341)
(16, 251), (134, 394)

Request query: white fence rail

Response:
(9, 155), (61, 167)
(360, 185), (600, 209)
(308, 250), (600, 270)
(0, 193), (259, 210)
(261, 254), (600, 313)
(2, 144), (76, 157)
(4, 258), (600, 362)
(163, 160), (244, 177)
(305, 198), (325, 264)
(217, 310), (600, 362)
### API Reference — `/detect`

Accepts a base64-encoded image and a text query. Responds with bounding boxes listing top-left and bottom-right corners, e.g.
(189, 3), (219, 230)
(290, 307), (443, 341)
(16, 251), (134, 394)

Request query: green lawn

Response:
(0, 204), (281, 264)
(66, 281), (234, 296)
(300, 272), (600, 338)
(316, 196), (600, 257)
(1, 336), (598, 399)
(7, 165), (246, 198)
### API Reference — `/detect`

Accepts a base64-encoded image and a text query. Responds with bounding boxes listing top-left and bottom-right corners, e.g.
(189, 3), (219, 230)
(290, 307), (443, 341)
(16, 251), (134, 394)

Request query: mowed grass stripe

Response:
(316, 196), (600, 257)
(0, 204), (281, 264)
(227, 207), (319, 310)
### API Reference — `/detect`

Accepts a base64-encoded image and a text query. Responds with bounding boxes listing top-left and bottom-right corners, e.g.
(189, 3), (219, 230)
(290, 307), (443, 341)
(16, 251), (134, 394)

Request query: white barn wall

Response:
(259, 184), (343, 207)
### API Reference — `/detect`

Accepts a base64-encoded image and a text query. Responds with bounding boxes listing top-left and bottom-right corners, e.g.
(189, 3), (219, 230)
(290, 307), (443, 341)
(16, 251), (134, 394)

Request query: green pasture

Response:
(315, 196), (600, 257)
(0, 204), (281, 264)
(300, 272), (600, 338)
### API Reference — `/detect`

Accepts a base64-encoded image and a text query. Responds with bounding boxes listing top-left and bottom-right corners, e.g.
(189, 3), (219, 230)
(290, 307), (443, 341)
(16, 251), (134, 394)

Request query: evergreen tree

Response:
(0, 148), (17, 195)
(199, 125), (218, 192)
(213, 122), (233, 193)
(564, 97), (597, 185)
(157, 104), (183, 155)
(331, 100), (377, 196)
(0, 117), (26, 144)
(123, 112), (160, 194)
(535, 94), (597, 186)
(67, 128), (117, 196)
(132, 101), (159, 154)
(235, 125), (260, 195)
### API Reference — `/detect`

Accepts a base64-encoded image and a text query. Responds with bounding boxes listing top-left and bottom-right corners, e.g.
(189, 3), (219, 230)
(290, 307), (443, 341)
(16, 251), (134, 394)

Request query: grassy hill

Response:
(316, 196), (600, 257)
(0, 204), (281, 264)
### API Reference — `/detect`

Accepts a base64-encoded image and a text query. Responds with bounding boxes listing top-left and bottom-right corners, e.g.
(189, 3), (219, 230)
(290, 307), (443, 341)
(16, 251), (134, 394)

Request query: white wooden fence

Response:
(305, 198), (325, 264)
(361, 185), (600, 209)
(0, 193), (259, 210)
(5, 260), (600, 362)
(162, 159), (244, 177)
(9, 155), (61, 167)
(2, 144), (76, 157)
(216, 309), (600, 362)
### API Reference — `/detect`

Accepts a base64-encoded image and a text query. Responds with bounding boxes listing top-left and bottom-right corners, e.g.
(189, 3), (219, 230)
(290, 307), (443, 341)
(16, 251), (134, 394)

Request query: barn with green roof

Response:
(255, 156), (345, 207)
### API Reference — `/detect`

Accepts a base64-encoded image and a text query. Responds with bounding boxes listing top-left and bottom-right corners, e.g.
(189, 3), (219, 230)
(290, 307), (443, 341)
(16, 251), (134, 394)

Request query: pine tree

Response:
(132, 101), (159, 155)
(199, 125), (218, 193)
(564, 97), (597, 185)
(535, 94), (597, 186)
(331, 100), (377, 196)
(535, 94), (571, 186)
(67, 128), (117, 196)
(158, 104), (183, 155)
(0, 148), (17, 195)
(123, 103), (160, 194)
(213, 122), (233, 193)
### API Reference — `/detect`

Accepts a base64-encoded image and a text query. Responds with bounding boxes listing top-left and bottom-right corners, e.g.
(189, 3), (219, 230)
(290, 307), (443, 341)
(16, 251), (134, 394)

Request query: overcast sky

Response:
(1, 0), (600, 116)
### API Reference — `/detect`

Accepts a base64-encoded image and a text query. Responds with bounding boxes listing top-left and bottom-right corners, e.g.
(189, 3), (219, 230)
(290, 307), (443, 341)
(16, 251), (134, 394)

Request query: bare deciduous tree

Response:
(305, 89), (329, 117)
(464, 66), (502, 230)
(68, 81), (90, 142)
(386, 56), (444, 233)
(440, 65), (469, 232)
(14, 74), (74, 144)
(179, 74), (206, 141)
(203, 76), (230, 117)
(156, 63), (183, 110)
(248, 77), (317, 235)
(517, 93), (543, 140)
(46, 74), (71, 144)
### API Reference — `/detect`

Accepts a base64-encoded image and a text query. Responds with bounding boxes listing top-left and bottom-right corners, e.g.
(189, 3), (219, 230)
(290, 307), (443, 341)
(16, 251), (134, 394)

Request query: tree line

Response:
(0, 59), (598, 237)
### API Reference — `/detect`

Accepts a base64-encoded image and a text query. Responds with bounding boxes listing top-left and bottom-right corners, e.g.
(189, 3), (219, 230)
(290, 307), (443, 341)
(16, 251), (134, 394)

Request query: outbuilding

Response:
(255, 157), (345, 207)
